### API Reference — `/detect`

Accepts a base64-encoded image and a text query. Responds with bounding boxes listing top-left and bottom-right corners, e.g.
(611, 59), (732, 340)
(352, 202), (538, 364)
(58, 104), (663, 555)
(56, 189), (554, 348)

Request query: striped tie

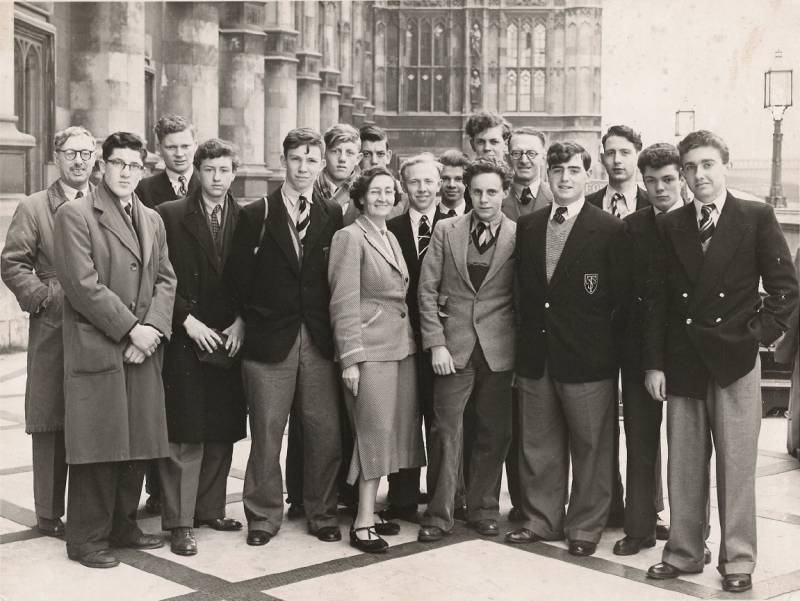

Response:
(553, 205), (568, 224)
(417, 215), (431, 258)
(296, 195), (310, 244)
(611, 192), (628, 218)
(698, 203), (715, 248)
(472, 221), (492, 253)
(178, 175), (187, 197)
(210, 204), (221, 241)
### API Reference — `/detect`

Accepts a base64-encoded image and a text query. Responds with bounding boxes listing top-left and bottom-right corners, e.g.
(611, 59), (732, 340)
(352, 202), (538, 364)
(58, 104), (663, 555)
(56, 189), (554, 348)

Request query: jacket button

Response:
(682, 292), (688, 298)
(715, 317), (722, 323)
(719, 292), (725, 298)
(130, 263), (138, 271)
(400, 312), (406, 318)
(541, 329), (546, 334)
(544, 302), (550, 308)
(129, 302), (135, 311)
(636, 296), (643, 302)
(686, 318), (692, 325)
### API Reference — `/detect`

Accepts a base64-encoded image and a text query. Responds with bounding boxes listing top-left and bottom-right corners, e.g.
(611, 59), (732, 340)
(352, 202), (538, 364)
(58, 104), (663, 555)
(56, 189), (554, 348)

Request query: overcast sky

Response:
(601, 0), (799, 162)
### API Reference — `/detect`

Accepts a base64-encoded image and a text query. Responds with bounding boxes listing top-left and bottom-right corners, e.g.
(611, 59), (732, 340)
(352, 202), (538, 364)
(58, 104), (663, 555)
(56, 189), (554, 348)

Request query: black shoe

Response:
(704, 544), (712, 565)
(655, 516), (670, 540)
(373, 513), (401, 535)
(119, 533), (163, 550)
(568, 540), (597, 556)
(508, 507), (525, 523)
(193, 518), (242, 531)
(722, 573), (752, 593)
(453, 505), (468, 521)
(613, 535), (656, 556)
(36, 517), (65, 538)
(379, 505), (417, 522)
(287, 503), (305, 520)
(647, 562), (700, 580)
(74, 549), (119, 569)
(143, 495), (161, 515)
(467, 519), (499, 537)
(350, 525), (388, 553)
(417, 525), (451, 542)
(314, 526), (342, 542)
(170, 528), (197, 556)
(247, 530), (271, 546)
(505, 528), (542, 544)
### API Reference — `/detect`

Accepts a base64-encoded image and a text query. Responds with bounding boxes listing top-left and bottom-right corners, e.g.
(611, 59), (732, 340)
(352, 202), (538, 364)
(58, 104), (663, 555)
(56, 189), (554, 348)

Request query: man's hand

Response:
(645, 369), (667, 402)
(222, 316), (245, 357)
(431, 345), (456, 376)
(123, 343), (146, 364)
(183, 314), (223, 353)
(129, 323), (162, 356)
(342, 364), (360, 397)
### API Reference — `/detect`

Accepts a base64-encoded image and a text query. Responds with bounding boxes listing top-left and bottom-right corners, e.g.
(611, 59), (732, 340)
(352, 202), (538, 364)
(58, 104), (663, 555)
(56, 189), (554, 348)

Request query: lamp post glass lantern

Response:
(764, 50), (793, 208)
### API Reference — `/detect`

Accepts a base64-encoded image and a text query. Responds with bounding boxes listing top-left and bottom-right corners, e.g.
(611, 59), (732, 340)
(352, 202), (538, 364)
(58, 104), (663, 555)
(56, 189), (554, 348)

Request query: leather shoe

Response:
(143, 495), (161, 515)
(722, 573), (752, 593)
(704, 544), (712, 565)
(468, 519), (499, 537)
(373, 513), (401, 536)
(647, 562), (700, 580)
(568, 540), (597, 556)
(287, 503), (305, 520)
(613, 535), (656, 556)
(417, 525), (451, 542)
(379, 505), (417, 522)
(246, 530), (271, 546)
(453, 505), (468, 521)
(75, 549), (119, 569)
(656, 516), (670, 541)
(170, 528), (197, 556)
(350, 525), (388, 554)
(121, 533), (164, 550)
(505, 528), (542, 544)
(36, 517), (65, 538)
(193, 517), (242, 531)
(314, 526), (342, 542)
(508, 507), (525, 523)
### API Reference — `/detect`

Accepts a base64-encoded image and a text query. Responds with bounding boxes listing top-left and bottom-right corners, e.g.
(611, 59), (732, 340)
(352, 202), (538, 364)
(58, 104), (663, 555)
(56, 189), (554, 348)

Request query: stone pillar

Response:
(219, 1), (269, 200)
(160, 2), (219, 141)
(69, 2), (146, 139)
(295, 0), (321, 132)
(349, 1), (367, 127)
(263, 0), (298, 175)
(337, 1), (354, 124)
(319, 0), (340, 131)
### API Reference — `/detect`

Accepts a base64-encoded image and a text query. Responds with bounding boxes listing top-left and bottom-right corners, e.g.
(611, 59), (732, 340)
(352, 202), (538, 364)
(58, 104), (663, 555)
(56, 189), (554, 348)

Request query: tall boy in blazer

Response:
(506, 142), (631, 557)
(644, 131), (798, 593)
(417, 158), (516, 542)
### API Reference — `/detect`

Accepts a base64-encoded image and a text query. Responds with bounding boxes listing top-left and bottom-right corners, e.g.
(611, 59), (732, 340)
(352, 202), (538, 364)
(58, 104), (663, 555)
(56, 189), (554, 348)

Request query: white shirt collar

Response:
(281, 183), (313, 208)
(512, 179), (541, 201)
(166, 166), (193, 186)
(59, 180), (89, 201)
(439, 200), (466, 216)
(550, 197), (585, 222)
(603, 183), (638, 214)
(409, 205), (438, 228)
(201, 193), (225, 217)
(693, 189), (727, 222)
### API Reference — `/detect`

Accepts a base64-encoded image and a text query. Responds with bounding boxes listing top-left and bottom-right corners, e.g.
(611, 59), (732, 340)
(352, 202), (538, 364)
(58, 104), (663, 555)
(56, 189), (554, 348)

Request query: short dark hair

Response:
(509, 127), (546, 148)
(359, 124), (389, 147)
(637, 143), (681, 175)
(678, 129), (730, 164)
(324, 123), (360, 149)
(154, 114), (195, 143)
(438, 149), (470, 170)
(102, 131), (147, 162)
(193, 138), (242, 171)
(349, 166), (401, 211)
(282, 127), (324, 157)
(602, 125), (643, 152)
(463, 158), (512, 192)
(546, 142), (591, 171)
(465, 111), (512, 142)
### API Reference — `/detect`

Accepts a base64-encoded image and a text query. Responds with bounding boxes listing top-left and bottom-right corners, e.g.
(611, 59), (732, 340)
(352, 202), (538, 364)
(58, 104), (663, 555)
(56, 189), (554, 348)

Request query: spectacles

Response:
(509, 150), (539, 161)
(106, 158), (144, 174)
(57, 149), (94, 161)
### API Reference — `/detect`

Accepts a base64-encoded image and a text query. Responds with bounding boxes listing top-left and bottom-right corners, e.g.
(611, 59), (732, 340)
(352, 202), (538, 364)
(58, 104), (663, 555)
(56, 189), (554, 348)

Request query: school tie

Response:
(472, 221), (492, 253)
(296, 194), (310, 244)
(417, 214), (431, 258)
(611, 192), (628, 218)
(520, 187), (533, 205)
(178, 175), (187, 197)
(447, 209), (456, 217)
(124, 203), (137, 235)
(698, 203), (715, 248)
(210, 204), (221, 241)
(553, 205), (568, 224)
(75, 191), (83, 199)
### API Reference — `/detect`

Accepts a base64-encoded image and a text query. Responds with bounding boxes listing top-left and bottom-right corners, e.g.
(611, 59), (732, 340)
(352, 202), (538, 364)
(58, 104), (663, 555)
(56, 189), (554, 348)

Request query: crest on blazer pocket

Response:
(584, 273), (598, 295)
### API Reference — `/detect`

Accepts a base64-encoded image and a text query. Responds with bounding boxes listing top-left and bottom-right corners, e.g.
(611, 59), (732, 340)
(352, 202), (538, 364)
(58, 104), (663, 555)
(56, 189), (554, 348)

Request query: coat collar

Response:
(181, 189), (236, 274)
(94, 181), (144, 262)
(355, 214), (404, 275)
(48, 180), (95, 213)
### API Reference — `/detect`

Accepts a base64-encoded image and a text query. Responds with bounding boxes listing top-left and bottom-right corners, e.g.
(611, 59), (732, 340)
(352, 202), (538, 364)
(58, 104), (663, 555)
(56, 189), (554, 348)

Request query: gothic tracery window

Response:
(505, 18), (546, 113)
(401, 16), (449, 112)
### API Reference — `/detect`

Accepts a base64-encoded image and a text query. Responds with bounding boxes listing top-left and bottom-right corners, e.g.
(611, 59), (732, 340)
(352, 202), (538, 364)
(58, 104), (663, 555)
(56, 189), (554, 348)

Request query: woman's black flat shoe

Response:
(374, 513), (401, 536)
(350, 525), (388, 553)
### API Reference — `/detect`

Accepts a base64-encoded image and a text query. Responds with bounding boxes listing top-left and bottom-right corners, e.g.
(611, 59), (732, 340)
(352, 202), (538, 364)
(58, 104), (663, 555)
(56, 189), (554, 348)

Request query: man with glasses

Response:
(136, 114), (200, 209)
(53, 131), (176, 568)
(502, 127), (553, 221)
(2, 126), (97, 539)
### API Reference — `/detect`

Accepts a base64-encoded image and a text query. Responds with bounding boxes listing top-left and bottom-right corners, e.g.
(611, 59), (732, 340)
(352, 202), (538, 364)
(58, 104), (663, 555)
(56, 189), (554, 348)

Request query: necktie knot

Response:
(178, 175), (187, 197)
(611, 192), (627, 218)
(75, 190), (84, 199)
(553, 205), (568, 224)
(210, 204), (222, 241)
(698, 203), (716, 247)
(296, 195), (310, 243)
(520, 187), (534, 205)
(472, 221), (494, 253)
(447, 209), (456, 217)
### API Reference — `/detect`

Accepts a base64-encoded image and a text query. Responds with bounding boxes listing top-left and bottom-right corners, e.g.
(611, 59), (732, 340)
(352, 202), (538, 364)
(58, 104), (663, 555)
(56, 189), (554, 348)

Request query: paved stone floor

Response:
(1, 350), (798, 601)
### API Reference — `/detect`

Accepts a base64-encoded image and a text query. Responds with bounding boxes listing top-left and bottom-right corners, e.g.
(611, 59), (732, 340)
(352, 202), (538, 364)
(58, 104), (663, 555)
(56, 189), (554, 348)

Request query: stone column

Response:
(319, 0), (340, 131)
(160, 2), (219, 141)
(69, 2), (146, 139)
(219, 1), (269, 200)
(349, 1), (367, 127)
(337, 1), (355, 124)
(263, 0), (298, 175)
(295, 0), (321, 132)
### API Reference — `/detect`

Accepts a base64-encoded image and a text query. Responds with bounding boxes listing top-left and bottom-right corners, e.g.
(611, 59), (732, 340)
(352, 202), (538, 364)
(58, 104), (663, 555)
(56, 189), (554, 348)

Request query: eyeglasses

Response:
(57, 149), (94, 161)
(509, 150), (539, 161)
(106, 158), (144, 174)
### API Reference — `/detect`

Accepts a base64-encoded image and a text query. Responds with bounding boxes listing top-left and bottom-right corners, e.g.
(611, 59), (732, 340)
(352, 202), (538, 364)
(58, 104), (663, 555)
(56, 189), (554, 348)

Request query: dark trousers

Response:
(501, 387), (522, 508)
(422, 344), (512, 531)
(145, 461), (160, 498)
(65, 460), (146, 558)
(609, 384), (626, 525)
(31, 431), (68, 520)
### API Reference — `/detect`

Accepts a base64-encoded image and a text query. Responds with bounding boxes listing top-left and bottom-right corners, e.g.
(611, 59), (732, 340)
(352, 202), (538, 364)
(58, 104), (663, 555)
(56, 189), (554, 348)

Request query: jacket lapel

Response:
(635, 187), (651, 210)
(446, 216), (476, 293)
(301, 198), (330, 257)
(667, 204), (704, 286)
(527, 208), (549, 287)
(548, 204), (595, 290)
(265, 192), (300, 276)
(220, 194), (239, 267)
(481, 215), (515, 287)
(96, 184), (141, 261)
(357, 216), (401, 273)
(132, 197), (153, 269)
(395, 212), (417, 269)
(47, 181), (70, 213)
(181, 191), (221, 273)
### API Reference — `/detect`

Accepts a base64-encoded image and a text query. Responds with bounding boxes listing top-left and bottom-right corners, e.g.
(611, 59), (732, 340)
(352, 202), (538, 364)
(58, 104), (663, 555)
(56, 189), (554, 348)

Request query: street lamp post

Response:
(764, 50), (793, 208)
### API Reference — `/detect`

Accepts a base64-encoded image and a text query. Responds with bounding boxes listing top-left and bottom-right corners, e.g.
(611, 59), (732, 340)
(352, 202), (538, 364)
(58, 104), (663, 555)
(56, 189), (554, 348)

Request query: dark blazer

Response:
(586, 185), (650, 213)
(224, 188), (344, 364)
(136, 170), (201, 209)
(515, 202), (632, 382)
(387, 209), (449, 344)
(643, 193), (798, 399)
(156, 190), (246, 443)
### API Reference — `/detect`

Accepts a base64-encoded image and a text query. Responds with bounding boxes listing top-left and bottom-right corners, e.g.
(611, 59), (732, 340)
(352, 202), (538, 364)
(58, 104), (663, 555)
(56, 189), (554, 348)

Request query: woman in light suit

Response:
(328, 166), (425, 553)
